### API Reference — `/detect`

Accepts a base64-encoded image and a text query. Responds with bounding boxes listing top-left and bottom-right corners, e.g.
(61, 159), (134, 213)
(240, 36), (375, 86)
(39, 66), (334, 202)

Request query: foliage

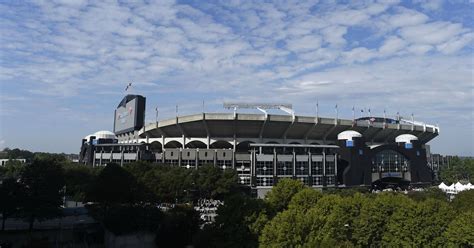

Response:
(142, 165), (194, 203)
(264, 178), (305, 214)
(382, 198), (454, 247)
(63, 164), (98, 202)
(406, 187), (447, 202)
(439, 157), (474, 184)
(86, 163), (144, 205)
(0, 160), (26, 180)
(0, 177), (25, 230)
(443, 210), (474, 247)
(192, 165), (239, 200)
(200, 193), (266, 248)
(154, 205), (200, 247)
(20, 157), (65, 231)
(451, 189), (474, 212)
(0, 148), (34, 161)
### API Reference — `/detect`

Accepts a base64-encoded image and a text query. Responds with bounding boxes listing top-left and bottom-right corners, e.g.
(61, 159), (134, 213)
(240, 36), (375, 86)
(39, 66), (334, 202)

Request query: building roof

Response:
(137, 113), (438, 144)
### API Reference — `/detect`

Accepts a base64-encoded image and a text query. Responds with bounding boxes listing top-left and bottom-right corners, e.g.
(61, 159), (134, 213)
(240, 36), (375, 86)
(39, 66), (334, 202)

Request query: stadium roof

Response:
(138, 113), (438, 144)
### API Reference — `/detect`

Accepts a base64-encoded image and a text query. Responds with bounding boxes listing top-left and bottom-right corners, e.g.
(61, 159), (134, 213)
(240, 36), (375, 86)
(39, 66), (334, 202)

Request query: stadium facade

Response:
(80, 95), (439, 196)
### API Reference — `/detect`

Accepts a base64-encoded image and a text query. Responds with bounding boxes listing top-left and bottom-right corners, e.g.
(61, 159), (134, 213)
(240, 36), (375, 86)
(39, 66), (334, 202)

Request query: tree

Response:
(382, 199), (454, 247)
(443, 210), (474, 247)
(201, 193), (266, 248)
(439, 157), (474, 184)
(407, 187), (447, 202)
(451, 189), (474, 212)
(0, 177), (25, 230)
(259, 194), (344, 247)
(155, 205), (200, 247)
(288, 188), (323, 212)
(86, 163), (141, 206)
(142, 165), (193, 203)
(192, 165), (239, 200)
(264, 178), (305, 214)
(20, 157), (65, 231)
(352, 193), (413, 247)
(0, 160), (26, 180)
(63, 164), (99, 202)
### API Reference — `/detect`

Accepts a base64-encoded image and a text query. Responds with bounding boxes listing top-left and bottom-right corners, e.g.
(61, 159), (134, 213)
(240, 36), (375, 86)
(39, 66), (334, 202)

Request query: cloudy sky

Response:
(0, 0), (473, 155)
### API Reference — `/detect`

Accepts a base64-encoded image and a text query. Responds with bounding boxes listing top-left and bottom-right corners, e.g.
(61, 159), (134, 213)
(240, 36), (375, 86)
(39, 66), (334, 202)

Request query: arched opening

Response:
(164, 140), (183, 148)
(371, 149), (411, 190)
(210, 140), (233, 149)
(236, 141), (255, 153)
(185, 140), (207, 149)
(309, 142), (323, 154)
(289, 142), (305, 155)
(263, 141), (278, 154)
(150, 141), (163, 153)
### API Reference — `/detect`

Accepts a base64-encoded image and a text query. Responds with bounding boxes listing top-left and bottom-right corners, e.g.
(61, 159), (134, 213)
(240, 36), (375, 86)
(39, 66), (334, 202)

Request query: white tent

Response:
(467, 183), (473, 190)
(455, 182), (465, 191)
(438, 182), (448, 191)
(446, 184), (456, 194)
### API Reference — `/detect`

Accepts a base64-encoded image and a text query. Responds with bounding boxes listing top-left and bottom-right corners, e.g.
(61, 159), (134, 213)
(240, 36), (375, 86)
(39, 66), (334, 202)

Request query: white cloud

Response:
(286, 35), (322, 52)
(0, 1), (473, 154)
(385, 7), (429, 28)
(399, 21), (466, 45)
(379, 36), (406, 55)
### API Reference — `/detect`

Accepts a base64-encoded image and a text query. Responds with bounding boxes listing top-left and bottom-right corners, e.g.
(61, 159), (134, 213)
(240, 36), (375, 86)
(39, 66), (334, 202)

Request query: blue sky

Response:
(0, 0), (473, 155)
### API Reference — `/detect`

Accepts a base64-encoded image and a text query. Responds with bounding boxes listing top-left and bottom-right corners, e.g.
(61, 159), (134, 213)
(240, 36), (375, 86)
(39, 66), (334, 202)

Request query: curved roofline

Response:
(131, 112), (438, 144)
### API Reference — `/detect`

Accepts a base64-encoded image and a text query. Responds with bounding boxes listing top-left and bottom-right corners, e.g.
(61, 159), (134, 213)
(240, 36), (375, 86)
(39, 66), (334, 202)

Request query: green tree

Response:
(203, 193), (266, 248)
(317, 193), (368, 246)
(352, 193), (413, 247)
(21, 157), (65, 231)
(142, 165), (193, 203)
(439, 157), (474, 184)
(192, 165), (239, 199)
(63, 164), (98, 202)
(443, 210), (474, 247)
(451, 189), (474, 212)
(407, 187), (447, 202)
(260, 194), (343, 248)
(86, 163), (141, 206)
(155, 205), (200, 247)
(0, 160), (26, 180)
(288, 188), (323, 212)
(0, 177), (25, 230)
(382, 198), (454, 247)
(264, 178), (305, 214)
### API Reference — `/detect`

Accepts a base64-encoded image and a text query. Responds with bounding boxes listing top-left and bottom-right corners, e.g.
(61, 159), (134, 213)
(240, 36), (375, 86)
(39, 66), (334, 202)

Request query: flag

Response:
(125, 82), (132, 91)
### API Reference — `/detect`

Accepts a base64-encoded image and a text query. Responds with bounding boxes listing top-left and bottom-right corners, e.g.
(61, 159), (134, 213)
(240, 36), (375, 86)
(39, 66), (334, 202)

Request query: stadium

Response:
(80, 95), (439, 197)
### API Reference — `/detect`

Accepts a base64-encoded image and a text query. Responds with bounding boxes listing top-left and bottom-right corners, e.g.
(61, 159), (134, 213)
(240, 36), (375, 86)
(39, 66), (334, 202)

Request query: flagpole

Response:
(352, 106), (355, 121)
(316, 100), (319, 119)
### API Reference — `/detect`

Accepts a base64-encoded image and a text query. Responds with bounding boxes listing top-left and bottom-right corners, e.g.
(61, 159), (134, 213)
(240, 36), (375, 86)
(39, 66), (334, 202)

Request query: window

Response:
(313, 176), (323, 186)
(312, 161), (323, 175)
(256, 161), (273, 176)
(374, 150), (409, 173)
(296, 161), (309, 175)
(276, 161), (293, 176)
(256, 177), (273, 187)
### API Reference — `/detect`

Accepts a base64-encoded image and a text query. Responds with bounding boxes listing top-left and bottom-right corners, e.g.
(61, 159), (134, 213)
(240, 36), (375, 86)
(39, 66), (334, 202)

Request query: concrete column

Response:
(232, 136), (236, 169)
(120, 147), (124, 166)
(293, 151), (296, 179)
(334, 153), (338, 187)
(93, 150), (96, 167)
(323, 150), (326, 187)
